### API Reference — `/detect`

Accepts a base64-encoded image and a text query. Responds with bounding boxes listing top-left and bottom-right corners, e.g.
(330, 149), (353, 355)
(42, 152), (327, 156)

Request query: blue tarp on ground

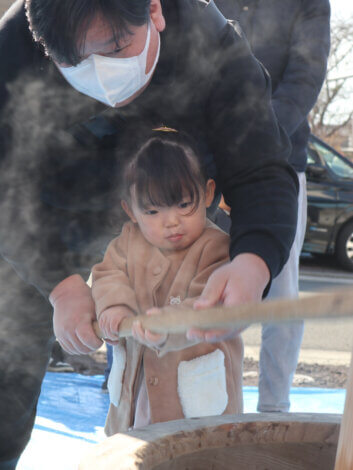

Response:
(17, 372), (346, 470)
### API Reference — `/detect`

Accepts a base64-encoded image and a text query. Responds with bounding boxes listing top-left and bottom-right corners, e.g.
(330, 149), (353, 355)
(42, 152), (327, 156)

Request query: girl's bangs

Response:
(135, 165), (201, 211)
(125, 135), (207, 211)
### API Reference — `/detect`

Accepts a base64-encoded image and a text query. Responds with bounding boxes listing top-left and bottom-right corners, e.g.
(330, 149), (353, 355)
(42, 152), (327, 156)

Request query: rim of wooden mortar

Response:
(79, 413), (341, 470)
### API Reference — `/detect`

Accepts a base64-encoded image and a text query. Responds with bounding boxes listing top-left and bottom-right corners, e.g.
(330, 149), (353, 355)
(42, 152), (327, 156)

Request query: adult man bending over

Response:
(0, 1), (297, 468)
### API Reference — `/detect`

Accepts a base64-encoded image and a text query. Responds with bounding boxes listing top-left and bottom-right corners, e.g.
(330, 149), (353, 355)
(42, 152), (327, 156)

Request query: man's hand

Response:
(98, 306), (133, 344)
(50, 274), (103, 355)
(187, 253), (270, 342)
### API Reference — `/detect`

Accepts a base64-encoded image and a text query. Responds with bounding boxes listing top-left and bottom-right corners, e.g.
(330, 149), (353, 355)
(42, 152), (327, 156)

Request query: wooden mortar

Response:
(79, 413), (340, 470)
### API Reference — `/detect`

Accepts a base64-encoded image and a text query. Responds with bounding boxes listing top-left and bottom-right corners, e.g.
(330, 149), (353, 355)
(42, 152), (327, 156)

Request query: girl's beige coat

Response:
(92, 220), (243, 434)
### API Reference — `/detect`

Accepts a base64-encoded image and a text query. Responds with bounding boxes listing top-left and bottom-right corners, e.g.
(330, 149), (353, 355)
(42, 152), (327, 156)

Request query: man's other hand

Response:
(50, 274), (103, 355)
(187, 253), (270, 342)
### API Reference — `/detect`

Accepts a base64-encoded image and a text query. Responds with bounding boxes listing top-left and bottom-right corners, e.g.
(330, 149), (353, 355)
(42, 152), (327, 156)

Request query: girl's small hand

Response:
(132, 308), (167, 348)
(98, 306), (132, 345)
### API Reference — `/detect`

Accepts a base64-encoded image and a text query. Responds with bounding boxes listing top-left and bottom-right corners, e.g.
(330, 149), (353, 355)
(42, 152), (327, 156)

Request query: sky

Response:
(331, 0), (353, 18)
(322, 0), (353, 123)
(331, 0), (353, 77)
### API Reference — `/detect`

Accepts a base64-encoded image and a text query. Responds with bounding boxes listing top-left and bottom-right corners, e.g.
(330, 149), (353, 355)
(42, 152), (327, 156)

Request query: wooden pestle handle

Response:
(92, 287), (353, 339)
(334, 344), (353, 470)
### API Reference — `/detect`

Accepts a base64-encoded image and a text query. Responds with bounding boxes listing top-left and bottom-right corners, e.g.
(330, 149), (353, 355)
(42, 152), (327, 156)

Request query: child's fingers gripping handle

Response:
(92, 311), (182, 340)
(92, 317), (136, 339)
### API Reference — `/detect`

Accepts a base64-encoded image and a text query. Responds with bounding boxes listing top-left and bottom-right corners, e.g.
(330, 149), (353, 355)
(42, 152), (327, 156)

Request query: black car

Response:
(303, 135), (353, 271)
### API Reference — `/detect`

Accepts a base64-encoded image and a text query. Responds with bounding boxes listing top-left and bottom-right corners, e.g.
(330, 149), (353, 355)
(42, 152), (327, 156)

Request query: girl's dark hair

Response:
(25, 0), (151, 66)
(124, 131), (209, 212)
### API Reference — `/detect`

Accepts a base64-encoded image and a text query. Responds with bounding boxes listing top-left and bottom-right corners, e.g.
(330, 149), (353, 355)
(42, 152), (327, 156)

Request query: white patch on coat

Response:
(107, 342), (126, 407)
(177, 349), (228, 418)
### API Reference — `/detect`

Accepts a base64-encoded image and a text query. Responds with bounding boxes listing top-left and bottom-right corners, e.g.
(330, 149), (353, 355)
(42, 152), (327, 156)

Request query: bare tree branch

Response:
(309, 15), (353, 141)
(326, 111), (353, 138)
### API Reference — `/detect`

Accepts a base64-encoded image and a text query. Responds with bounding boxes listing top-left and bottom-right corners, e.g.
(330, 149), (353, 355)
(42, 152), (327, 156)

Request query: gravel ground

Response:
(242, 357), (349, 389)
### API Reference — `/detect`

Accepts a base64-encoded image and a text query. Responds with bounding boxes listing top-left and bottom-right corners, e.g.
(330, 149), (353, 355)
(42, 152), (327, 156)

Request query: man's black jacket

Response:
(0, 0), (298, 295)
(216, 0), (331, 172)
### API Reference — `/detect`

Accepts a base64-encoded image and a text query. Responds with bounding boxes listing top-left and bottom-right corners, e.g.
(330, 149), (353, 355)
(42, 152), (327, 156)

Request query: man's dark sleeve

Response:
(0, 2), (107, 297)
(271, 0), (331, 136)
(206, 22), (299, 280)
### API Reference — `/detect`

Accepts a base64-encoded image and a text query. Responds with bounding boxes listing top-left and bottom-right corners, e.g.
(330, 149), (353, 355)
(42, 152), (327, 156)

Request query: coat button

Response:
(153, 267), (162, 275)
(148, 376), (159, 386)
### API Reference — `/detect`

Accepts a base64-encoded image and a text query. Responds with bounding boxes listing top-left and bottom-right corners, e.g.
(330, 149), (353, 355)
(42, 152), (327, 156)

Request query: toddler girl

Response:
(91, 130), (243, 435)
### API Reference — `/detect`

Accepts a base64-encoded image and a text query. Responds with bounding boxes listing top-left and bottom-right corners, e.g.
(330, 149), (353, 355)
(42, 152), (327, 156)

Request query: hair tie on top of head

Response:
(152, 125), (178, 133)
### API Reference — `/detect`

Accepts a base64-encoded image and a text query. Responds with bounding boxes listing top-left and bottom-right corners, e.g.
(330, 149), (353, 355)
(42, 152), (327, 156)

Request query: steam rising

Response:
(0, 68), (125, 297)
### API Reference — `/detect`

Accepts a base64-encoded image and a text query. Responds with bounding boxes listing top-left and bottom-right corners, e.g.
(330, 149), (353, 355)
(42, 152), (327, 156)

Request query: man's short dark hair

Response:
(25, 0), (151, 66)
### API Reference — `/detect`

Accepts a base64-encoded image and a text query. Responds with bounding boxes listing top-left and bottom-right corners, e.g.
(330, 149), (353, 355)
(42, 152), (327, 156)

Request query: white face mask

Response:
(59, 22), (160, 107)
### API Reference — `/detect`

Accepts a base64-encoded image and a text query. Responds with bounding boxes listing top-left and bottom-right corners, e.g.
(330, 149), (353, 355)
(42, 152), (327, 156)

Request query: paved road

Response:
(243, 254), (353, 365)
